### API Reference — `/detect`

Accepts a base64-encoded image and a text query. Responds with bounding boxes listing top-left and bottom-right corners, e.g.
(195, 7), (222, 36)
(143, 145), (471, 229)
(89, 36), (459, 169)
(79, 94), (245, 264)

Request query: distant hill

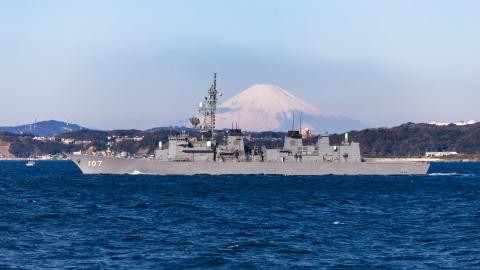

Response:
(0, 120), (85, 136)
(331, 122), (480, 157)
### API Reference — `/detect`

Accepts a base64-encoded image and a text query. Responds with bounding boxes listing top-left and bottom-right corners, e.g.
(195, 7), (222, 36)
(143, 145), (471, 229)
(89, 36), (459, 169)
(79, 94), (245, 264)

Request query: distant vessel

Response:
(26, 160), (35, 167)
(69, 74), (430, 175)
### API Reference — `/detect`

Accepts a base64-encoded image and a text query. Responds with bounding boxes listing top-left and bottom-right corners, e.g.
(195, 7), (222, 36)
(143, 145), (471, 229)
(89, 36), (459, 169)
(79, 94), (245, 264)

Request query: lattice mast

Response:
(199, 73), (219, 145)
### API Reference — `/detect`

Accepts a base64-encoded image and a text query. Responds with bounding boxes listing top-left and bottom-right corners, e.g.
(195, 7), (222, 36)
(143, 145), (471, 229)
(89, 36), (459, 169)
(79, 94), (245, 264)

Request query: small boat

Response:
(26, 160), (35, 167)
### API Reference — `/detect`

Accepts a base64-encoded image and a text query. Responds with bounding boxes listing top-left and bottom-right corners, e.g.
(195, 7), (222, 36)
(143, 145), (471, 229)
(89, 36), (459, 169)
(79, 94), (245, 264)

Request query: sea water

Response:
(0, 161), (479, 269)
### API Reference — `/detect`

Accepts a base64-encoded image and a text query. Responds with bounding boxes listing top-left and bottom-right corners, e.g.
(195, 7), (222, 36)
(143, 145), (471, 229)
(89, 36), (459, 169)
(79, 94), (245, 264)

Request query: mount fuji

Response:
(215, 84), (366, 133)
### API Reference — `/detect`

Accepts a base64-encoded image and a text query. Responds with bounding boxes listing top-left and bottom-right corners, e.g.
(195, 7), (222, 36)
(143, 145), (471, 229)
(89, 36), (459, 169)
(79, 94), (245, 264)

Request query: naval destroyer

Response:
(69, 74), (430, 175)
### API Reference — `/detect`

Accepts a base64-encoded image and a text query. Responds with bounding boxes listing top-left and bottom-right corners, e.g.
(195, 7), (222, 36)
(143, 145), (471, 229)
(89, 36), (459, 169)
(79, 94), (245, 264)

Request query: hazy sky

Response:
(1, 0), (479, 129)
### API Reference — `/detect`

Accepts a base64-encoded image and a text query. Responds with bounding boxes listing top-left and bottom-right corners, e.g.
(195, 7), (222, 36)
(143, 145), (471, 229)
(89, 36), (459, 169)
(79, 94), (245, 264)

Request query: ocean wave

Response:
(428, 172), (475, 177)
(128, 170), (152, 175)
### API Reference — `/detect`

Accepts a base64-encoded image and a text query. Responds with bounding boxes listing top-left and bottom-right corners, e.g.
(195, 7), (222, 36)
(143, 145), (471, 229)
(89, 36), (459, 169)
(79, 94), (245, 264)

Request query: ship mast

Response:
(199, 73), (219, 145)
(210, 73), (217, 144)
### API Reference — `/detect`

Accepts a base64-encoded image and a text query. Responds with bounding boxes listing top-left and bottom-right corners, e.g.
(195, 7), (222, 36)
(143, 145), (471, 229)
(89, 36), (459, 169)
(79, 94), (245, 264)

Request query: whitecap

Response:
(428, 173), (475, 177)
(128, 170), (152, 175)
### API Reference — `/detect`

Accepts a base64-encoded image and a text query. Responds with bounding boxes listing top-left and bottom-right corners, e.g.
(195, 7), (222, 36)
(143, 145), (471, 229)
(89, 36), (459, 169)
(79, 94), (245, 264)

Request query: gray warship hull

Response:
(68, 155), (430, 175)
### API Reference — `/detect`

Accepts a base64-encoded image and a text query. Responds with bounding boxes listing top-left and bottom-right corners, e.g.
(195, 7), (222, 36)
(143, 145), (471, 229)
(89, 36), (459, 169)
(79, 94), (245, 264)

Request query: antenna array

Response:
(198, 73), (219, 145)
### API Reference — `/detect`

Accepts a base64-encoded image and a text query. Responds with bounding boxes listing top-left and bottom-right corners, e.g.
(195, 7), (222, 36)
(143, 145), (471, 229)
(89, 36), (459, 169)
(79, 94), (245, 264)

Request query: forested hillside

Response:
(331, 123), (480, 157)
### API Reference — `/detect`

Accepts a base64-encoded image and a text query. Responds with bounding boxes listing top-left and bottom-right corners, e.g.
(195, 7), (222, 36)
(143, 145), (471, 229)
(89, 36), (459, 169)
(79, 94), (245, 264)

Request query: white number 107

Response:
(88, 160), (103, 167)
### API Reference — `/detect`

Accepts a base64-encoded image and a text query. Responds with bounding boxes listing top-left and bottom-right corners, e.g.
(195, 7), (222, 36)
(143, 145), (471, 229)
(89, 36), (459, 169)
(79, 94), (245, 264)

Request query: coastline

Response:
(1, 157), (479, 162)
(0, 157), (68, 161)
(366, 156), (480, 163)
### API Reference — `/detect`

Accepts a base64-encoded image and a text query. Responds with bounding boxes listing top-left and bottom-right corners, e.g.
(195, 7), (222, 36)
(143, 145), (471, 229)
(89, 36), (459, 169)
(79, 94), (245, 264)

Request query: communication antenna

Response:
(299, 113), (302, 132)
(291, 111), (295, 131)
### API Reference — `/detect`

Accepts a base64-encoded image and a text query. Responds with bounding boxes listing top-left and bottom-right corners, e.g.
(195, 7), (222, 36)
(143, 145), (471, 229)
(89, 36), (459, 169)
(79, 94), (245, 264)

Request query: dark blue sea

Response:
(1, 161), (479, 269)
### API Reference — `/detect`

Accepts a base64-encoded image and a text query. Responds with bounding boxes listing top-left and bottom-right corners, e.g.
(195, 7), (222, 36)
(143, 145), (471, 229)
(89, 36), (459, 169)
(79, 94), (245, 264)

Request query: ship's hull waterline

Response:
(68, 155), (430, 176)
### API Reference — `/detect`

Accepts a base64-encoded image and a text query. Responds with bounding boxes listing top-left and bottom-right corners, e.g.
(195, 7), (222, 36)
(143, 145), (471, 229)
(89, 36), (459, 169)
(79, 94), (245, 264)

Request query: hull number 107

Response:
(88, 160), (103, 167)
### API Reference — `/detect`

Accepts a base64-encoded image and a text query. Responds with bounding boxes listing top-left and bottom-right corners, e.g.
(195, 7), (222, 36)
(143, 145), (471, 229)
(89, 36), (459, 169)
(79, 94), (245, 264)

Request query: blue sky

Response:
(0, 0), (479, 129)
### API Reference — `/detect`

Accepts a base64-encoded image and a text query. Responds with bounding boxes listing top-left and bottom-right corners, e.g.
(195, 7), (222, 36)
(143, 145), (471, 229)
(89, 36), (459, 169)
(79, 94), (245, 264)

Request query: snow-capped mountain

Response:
(215, 84), (366, 132)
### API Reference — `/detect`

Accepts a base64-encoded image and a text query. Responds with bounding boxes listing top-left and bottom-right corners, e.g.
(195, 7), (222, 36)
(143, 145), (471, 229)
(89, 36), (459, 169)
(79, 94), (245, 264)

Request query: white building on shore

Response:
(425, 151), (458, 157)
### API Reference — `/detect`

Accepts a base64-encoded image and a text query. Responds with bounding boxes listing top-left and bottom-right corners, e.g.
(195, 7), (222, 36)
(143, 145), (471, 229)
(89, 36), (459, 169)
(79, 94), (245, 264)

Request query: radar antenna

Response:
(189, 116), (200, 128)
